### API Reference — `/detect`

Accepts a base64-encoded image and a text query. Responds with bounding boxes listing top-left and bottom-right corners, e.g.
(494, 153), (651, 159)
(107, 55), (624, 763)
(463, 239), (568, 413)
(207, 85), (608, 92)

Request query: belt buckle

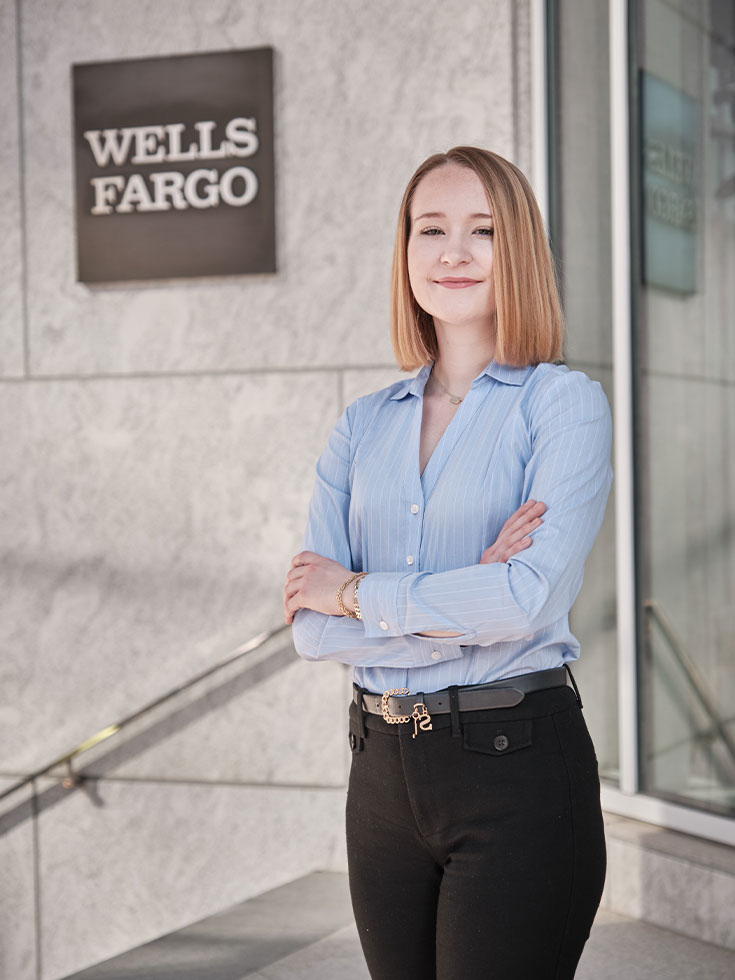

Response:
(381, 688), (410, 724)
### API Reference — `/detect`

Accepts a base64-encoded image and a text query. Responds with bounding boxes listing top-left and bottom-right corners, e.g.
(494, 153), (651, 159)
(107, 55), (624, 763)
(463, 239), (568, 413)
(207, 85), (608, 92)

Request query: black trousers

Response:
(346, 684), (606, 980)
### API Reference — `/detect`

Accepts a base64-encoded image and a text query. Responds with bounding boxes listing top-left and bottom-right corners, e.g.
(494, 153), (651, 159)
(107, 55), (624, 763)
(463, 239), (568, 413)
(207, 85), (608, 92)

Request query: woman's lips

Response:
(434, 278), (481, 289)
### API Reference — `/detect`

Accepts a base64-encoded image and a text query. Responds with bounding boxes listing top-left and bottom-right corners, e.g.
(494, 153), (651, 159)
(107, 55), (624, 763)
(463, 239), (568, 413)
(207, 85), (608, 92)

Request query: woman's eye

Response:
(475, 227), (494, 237)
(420, 227), (443, 236)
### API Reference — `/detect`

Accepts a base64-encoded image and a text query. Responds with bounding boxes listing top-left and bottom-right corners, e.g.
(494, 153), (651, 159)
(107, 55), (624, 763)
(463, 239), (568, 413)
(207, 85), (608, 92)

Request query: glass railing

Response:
(644, 599), (735, 814)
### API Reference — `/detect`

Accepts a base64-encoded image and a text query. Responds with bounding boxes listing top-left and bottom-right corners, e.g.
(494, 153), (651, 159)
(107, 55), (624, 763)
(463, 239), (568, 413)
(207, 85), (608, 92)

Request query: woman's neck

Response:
(431, 322), (496, 395)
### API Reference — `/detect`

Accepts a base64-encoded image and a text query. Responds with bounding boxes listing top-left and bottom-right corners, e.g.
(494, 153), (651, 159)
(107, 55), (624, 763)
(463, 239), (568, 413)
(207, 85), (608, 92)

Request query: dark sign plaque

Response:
(73, 47), (275, 283)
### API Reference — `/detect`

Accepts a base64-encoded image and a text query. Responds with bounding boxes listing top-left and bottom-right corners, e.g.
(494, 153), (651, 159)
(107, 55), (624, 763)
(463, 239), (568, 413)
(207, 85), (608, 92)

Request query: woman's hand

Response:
(480, 499), (546, 564)
(284, 551), (354, 624)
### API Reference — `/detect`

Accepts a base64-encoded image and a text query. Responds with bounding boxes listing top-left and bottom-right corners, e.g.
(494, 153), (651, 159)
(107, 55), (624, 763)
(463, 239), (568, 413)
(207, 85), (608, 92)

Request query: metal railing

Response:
(0, 623), (291, 805)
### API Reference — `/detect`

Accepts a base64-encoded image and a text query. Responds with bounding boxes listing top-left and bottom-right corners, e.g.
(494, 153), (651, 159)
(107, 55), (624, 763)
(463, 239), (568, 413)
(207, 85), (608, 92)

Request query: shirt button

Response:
(431, 650), (442, 661)
(406, 555), (414, 565)
(379, 620), (389, 631)
(494, 734), (509, 751)
(410, 504), (419, 514)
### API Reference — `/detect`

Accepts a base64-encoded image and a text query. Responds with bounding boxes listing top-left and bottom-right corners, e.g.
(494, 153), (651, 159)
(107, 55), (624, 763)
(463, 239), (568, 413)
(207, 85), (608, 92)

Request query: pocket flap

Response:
(462, 718), (532, 756)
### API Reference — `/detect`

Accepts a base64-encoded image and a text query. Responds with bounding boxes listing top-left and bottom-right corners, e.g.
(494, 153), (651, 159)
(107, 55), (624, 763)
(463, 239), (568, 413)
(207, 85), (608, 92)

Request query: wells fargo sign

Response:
(73, 48), (275, 283)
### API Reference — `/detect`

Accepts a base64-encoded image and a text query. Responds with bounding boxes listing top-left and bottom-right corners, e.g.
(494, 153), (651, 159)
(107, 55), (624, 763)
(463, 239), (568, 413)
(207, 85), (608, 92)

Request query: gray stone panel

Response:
(76, 638), (353, 789)
(0, 779), (37, 980)
(38, 778), (346, 980)
(603, 815), (735, 951)
(566, 366), (618, 777)
(0, 0), (24, 377)
(512, 0), (533, 181)
(556, 0), (613, 369)
(0, 372), (338, 773)
(340, 366), (407, 410)
(20, 0), (516, 376)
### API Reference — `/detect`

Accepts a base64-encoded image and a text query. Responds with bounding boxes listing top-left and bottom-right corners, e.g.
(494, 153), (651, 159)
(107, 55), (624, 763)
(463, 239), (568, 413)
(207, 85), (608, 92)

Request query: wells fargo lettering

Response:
(83, 117), (260, 215)
(644, 136), (697, 233)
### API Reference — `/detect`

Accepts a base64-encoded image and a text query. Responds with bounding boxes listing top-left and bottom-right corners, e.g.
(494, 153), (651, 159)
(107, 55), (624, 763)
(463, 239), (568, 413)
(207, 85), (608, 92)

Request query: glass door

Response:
(633, 0), (735, 815)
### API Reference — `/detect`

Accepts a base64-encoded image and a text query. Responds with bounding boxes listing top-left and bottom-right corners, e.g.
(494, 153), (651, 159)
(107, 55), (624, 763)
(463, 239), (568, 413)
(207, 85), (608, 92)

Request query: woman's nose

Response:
(440, 236), (471, 265)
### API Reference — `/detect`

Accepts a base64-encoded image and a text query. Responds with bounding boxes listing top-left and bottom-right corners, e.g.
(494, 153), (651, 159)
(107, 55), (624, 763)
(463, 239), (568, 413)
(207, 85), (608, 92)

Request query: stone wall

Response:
(0, 1), (533, 975)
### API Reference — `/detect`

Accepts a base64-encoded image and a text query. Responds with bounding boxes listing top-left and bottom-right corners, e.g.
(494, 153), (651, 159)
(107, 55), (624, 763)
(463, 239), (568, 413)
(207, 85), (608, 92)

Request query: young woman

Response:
(284, 146), (612, 980)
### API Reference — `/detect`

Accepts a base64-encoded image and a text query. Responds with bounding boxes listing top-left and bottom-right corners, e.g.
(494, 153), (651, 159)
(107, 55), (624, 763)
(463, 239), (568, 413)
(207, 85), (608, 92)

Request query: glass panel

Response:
(635, 0), (735, 814)
(550, 0), (619, 783)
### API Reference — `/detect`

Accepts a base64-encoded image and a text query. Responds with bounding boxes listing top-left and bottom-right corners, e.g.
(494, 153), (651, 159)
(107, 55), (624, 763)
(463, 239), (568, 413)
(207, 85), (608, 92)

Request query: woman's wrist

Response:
(336, 572), (368, 618)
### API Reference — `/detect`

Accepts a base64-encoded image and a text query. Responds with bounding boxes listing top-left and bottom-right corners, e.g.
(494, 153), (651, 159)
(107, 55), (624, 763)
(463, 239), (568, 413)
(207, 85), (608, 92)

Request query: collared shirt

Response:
(292, 359), (613, 694)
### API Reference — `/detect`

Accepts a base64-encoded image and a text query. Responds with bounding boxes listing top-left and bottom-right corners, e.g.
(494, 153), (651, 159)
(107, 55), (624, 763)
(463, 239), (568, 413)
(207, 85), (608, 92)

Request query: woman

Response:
(284, 146), (612, 980)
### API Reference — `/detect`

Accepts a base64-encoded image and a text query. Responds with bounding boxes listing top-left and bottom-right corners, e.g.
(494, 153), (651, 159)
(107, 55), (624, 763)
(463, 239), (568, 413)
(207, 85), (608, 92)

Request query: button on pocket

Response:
(462, 719), (532, 756)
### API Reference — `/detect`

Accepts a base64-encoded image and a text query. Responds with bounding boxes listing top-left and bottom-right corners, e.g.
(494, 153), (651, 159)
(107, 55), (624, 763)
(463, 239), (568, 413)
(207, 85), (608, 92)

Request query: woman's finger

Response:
(501, 515), (543, 548)
(500, 535), (533, 562)
(497, 500), (534, 535)
(502, 500), (545, 536)
(289, 550), (319, 570)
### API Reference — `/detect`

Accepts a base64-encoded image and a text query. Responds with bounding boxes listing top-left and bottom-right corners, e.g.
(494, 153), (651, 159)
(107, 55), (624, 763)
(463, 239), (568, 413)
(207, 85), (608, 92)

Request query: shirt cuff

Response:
(357, 572), (406, 637)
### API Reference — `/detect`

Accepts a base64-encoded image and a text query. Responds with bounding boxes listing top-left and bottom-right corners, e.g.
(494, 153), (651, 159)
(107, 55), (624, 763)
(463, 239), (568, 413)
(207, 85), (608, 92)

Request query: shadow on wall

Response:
(0, 639), (296, 837)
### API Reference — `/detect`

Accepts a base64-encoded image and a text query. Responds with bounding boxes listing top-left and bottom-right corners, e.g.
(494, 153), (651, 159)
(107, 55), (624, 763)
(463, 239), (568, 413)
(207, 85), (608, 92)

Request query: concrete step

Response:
(60, 872), (355, 980)
(62, 871), (735, 980)
(245, 911), (735, 980)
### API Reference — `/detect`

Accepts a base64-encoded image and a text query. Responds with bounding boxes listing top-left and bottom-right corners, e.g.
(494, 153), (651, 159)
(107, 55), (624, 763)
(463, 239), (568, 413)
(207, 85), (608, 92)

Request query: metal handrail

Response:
(0, 623), (291, 804)
(643, 598), (735, 769)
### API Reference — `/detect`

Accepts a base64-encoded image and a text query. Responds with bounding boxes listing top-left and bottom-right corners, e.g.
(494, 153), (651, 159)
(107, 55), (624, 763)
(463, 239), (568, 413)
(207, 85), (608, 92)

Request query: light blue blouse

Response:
(292, 359), (613, 695)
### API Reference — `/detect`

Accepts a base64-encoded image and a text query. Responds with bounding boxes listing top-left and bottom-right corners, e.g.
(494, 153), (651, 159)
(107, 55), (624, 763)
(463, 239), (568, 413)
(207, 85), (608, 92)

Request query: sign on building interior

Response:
(73, 47), (275, 283)
(641, 71), (698, 294)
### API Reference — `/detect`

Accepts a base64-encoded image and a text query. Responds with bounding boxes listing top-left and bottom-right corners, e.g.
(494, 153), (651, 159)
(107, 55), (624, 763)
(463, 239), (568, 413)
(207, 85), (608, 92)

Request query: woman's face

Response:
(407, 162), (496, 336)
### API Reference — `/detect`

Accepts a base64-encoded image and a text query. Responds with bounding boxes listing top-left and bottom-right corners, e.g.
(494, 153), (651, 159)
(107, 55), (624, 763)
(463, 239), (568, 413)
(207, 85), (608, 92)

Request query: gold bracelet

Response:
(352, 572), (368, 620)
(336, 573), (361, 618)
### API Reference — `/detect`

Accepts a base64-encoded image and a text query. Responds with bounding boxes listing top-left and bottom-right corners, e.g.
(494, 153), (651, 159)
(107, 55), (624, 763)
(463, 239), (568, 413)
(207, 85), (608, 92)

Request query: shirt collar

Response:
(482, 361), (534, 386)
(389, 360), (532, 399)
(389, 364), (432, 400)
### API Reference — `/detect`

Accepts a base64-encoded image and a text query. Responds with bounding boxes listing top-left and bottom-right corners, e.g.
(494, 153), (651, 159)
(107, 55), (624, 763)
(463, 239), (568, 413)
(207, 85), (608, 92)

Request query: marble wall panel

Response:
(78, 641), (352, 789)
(557, 0), (613, 369)
(37, 777), (346, 980)
(603, 837), (644, 919)
(603, 816), (735, 949)
(639, 848), (714, 942)
(0, 0), (25, 377)
(20, 0), (517, 377)
(0, 779), (37, 980)
(0, 371), (340, 773)
(566, 367), (618, 776)
(340, 366), (408, 410)
(512, 0), (533, 183)
(707, 870), (735, 949)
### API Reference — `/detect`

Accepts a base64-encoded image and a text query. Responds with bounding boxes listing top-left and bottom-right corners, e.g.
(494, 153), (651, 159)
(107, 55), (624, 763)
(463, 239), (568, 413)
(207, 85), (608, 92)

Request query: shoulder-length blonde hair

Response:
(390, 146), (564, 370)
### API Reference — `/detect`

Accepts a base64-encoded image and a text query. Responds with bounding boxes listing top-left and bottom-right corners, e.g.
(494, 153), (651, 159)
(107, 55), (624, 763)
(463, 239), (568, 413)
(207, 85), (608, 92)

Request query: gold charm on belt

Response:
(411, 702), (433, 738)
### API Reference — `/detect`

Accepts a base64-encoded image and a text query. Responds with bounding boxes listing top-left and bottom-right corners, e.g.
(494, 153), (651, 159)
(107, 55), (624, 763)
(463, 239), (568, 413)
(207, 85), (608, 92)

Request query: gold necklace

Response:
(431, 371), (465, 405)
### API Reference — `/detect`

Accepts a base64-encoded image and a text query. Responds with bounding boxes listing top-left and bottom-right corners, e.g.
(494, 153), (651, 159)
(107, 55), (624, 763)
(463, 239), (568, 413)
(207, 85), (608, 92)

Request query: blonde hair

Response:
(390, 146), (565, 370)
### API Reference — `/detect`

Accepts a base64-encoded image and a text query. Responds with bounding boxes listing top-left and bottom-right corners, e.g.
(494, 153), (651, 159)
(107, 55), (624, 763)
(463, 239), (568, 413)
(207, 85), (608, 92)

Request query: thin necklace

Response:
(431, 370), (465, 405)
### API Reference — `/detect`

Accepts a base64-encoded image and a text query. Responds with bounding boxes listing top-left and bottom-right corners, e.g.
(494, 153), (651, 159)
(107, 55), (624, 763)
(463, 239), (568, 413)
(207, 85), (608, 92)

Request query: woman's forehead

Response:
(411, 163), (492, 218)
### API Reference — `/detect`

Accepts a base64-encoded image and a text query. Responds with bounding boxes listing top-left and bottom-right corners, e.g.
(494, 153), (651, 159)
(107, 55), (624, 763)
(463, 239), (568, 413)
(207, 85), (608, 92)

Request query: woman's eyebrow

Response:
(413, 211), (494, 221)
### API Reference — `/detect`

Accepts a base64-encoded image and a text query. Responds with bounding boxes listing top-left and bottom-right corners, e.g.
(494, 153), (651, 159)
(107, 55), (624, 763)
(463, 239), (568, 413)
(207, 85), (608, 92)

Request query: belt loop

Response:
(564, 664), (583, 709)
(448, 685), (461, 738)
(355, 684), (368, 749)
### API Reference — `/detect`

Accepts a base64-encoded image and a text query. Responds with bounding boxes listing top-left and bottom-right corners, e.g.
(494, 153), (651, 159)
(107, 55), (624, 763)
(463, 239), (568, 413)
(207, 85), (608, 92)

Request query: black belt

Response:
(354, 667), (569, 721)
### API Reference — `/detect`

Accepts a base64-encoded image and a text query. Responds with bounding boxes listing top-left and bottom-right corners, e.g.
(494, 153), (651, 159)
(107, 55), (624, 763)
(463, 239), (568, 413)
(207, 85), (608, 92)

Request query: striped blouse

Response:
(292, 359), (613, 695)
